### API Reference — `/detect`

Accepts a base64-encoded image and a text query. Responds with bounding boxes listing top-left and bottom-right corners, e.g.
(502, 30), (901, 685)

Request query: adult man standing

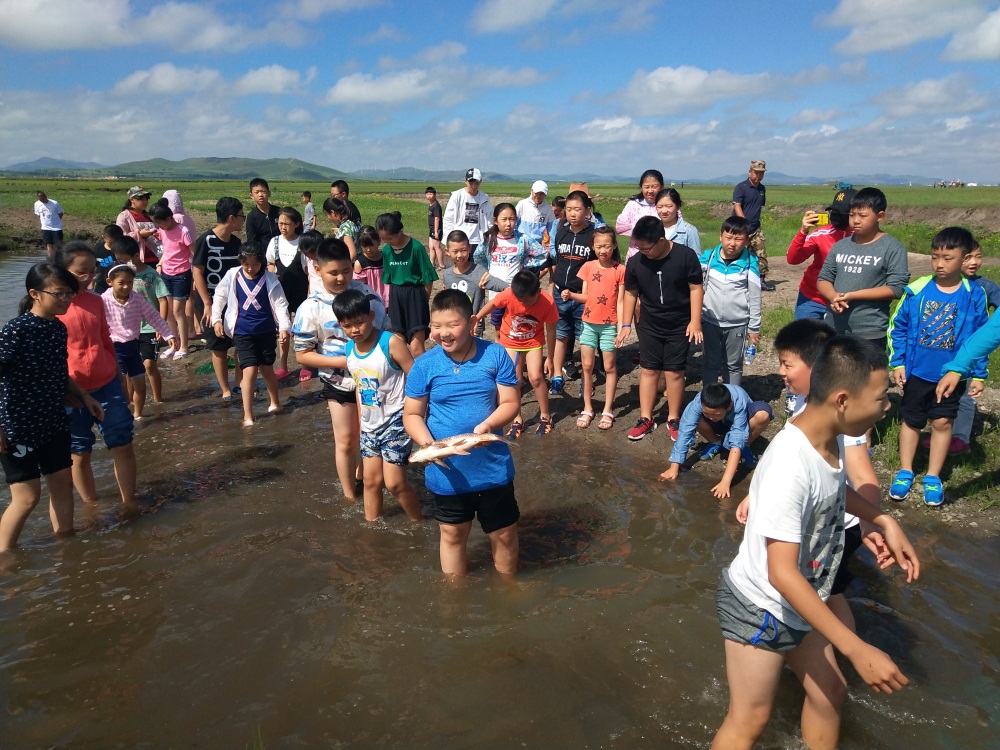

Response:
(732, 159), (772, 290)
(329, 180), (362, 227)
(515, 180), (556, 244)
(34, 191), (64, 259)
(443, 168), (493, 252)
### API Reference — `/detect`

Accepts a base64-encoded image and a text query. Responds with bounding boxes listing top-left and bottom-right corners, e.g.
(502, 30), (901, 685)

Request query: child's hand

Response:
(560, 289), (571, 301)
(658, 464), (680, 482)
(279, 331), (290, 345)
(213, 322), (224, 338)
(478, 273), (491, 289)
(710, 480), (732, 499)
(860, 526), (891, 566)
(166, 337), (178, 350)
(848, 643), (909, 695)
(935, 372), (961, 401)
(801, 211), (819, 233)
(543, 356), (554, 379)
(892, 367), (907, 389)
(830, 293), (850, 313)
(968, 379), (985, 398)
(686, 322), (703, 344)
(747, 332), (761, 345)
(472, 420), (492, 435)
(878, 517), (920, 582)
(735, 495), (750, 524)
(614, 327), (631, 347)
(83, 393), (105, 422)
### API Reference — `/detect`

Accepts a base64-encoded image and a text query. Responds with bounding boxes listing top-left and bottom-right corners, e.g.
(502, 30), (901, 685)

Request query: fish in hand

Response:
(409, 433), (518, 468)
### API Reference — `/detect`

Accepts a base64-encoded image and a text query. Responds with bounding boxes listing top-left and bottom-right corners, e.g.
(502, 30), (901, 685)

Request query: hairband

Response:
(107, 263), (133, 276)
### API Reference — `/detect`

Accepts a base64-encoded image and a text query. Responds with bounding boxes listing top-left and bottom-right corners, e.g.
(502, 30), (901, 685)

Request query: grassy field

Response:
(2, 177), (998, 258)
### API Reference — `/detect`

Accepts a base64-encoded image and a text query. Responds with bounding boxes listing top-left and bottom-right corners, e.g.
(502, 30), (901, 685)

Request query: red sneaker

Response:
(628, 417), (656, 441)
(667, 419), (680, 441)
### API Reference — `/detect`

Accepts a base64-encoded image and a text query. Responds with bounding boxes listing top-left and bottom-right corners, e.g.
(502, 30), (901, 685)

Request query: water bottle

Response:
(744, 342), (757, 365)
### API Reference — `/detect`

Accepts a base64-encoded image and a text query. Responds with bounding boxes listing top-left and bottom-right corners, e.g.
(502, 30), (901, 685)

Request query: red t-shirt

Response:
(576, 260), (626, 324)
(493, 288), (558, 350)
(58, 290), (118, 392)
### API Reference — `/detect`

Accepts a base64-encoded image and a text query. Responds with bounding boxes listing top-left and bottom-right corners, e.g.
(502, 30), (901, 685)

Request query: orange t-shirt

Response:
(576, 260), (625, 324)
(493, 288), (558, 350)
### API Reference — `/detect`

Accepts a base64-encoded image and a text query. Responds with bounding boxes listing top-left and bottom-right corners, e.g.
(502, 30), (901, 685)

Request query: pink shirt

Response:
(158, 223), (193, 276)
(101, 289), (174, 344)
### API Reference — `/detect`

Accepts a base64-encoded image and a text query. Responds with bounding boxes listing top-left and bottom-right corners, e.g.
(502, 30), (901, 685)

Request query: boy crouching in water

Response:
(333, 288), (422, 523)
(403, 289), (522, 577)
(712, 336), (920, 750)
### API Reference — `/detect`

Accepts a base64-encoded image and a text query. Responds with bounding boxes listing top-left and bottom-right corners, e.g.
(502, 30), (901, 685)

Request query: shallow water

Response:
(1, 248), (998, 748)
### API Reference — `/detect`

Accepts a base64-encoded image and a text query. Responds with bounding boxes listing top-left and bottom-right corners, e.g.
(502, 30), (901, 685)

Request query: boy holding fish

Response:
(403, 289), (522, 577)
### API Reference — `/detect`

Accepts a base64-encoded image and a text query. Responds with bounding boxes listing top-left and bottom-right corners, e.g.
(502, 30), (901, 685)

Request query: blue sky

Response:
(1, 0), (998, 181)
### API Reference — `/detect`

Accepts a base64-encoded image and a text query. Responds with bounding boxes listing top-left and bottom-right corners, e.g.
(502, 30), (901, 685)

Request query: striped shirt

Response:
(101, 289), (174, 344)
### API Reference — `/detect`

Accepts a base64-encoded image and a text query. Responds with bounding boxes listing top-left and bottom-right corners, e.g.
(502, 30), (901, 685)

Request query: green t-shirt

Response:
(133, 267), (168, 334)
(381, 237), (438, 287)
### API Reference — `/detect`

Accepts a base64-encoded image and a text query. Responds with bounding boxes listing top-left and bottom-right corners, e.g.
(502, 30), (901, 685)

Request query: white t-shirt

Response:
(266, 235), (300, 269)
(486, 235), (521, 301)
(34, 199), (63, 230)
(727, 422), (846, 631)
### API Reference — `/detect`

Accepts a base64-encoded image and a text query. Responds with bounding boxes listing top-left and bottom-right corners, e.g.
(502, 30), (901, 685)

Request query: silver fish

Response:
(409, 433), (517, 468)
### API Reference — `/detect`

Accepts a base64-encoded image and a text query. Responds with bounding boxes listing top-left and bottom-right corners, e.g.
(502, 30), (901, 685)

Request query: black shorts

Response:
(234, 332), (277, 368)
(831, 524), (864, 596)
(388, 284), (430, 339)
(41, 229), (63, 245)
(432, 481), (520, 534)
(204, 325), (234, 353)
(320, 382), (358, 404)
(113, 340), (146, 378)
(0, 432), (72, 485)
(139, 332), (160, 362)
(637, 326), (690, 372)
(900, 375), (965, 428)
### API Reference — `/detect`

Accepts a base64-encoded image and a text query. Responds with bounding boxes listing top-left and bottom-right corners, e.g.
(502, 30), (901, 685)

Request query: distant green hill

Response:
(106, 157), (354, 182)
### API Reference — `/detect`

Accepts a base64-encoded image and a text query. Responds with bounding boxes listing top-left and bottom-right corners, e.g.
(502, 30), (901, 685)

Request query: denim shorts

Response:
(68, 377), (135, 454)
(793, 292), (827, 321)
(554, 294), (583, 340)
(114, 339), (146, 378)
(160, 269), (193, 300)
(717, 571), (808, 652)
(360, 411), (412, 466)
(580, 322), (617, 351)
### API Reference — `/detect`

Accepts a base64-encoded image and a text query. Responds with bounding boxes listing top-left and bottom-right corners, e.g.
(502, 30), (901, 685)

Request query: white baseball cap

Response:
(465, 168), (482, 182)
(531, 180), (548, 195)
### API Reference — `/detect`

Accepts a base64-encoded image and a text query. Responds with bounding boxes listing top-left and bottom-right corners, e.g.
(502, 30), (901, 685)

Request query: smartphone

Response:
(814, 212), (829, 225)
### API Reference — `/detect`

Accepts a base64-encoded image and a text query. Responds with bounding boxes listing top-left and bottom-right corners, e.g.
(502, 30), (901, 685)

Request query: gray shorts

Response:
(716, 571), (809, 653)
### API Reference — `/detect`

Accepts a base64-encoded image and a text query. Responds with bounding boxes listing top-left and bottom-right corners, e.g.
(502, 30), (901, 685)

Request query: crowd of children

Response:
(5, 171), (999, 748)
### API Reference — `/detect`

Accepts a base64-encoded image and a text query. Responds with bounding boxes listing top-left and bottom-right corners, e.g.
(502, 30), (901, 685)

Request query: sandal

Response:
(267, 404), (282, 415)
(242, 419), (255, 427)
(576, 410), (595, 429)
(274, 368), (292, 380)
(536, 416), (554, 435)
(507, 420), (524, 440)
(598, 412), (615, 430)
(888, 469), (914, 500)
(298, 369), (314, 383)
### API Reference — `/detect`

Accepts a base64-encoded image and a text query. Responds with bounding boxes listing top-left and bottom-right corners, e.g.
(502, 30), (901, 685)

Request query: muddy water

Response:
(0, 248), (998, 748)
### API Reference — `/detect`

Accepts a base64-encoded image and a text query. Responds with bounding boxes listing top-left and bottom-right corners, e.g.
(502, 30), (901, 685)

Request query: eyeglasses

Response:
(234, 213), (246, 219)
(39, 290), (76, 301)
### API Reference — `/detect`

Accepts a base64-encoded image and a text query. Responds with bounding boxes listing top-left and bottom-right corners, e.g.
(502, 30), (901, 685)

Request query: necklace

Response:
(446, 339), (476, 374)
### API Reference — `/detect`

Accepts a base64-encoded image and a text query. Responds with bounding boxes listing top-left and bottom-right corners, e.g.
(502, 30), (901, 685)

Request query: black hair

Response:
(701, 383), (733, 410)
(358, 225), (380, 249)
(54, 241), (95, 270)
(238, 241), (266, 263)
(591, 226), (621, 263)
(330, 179), (350, 196)
(122, 193), (150, 211)
(850, 187), (887, 214)
(375, 212), (404, 235)
(480, 202), (518, 252)
(102, 224), (124, 240)
(298, 230), (324, 256)
(425, 186), (436, 194)
(316, 237), (352, 265)
(36, 191), (47, 199)
(653, 187), (682, 209)
(631, 169), (665, 201)
(446, 229), (470, 246)
(931, 226), (975, 255)
(149, 201), (174, 222)
(216, 196), (243, 222)
(107, 264), (136, 281)
(632, 215), (666, 245)
(511, 270), (540, 301)
(564, 190), (593, 210)
(552, 196), (566, 209)
(493, 202), (516, 220)
(322, 196), (348, 217)
(278, 206), (304, 236)
(773, 319), (836, 367)
(249, 177), (270, 192)
(19, 262), (79, 315)
(301, 190), (311, 199)
(112, 236), (141, 258)
(432, 288), (473, 318)
(332, 288), (372, 323)
(810, 335), (888, 403)
(720, 216), (752, 237)
(830, 211), (850, 230)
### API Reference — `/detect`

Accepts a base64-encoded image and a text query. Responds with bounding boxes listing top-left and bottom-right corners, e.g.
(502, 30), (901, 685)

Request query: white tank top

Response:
(345, 330), (405, 431)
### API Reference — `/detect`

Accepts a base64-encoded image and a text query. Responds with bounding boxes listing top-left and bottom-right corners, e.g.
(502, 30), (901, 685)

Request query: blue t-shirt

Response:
(911, 282), (962, 382)
(233, 270), (275, 336)
(404, 339), (518, 495)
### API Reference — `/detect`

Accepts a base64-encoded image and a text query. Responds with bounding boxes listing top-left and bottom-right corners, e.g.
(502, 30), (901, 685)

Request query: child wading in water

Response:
(353, 225), (390, 311)
(101, 264), (176, 419)
(563, 226), (625, 430)
(211, 242), (291, 426)
(377, 212), (438, 355)
(266, 207), (308, 379)
(149, 201), (193, 360)
(333, 289), (422, 523)
(0, 263), (103, 551)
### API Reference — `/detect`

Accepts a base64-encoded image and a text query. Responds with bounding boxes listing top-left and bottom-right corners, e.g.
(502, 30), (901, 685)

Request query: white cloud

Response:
(113, 63), (222, 95)
(416, 41), (467, 64)
(789, 108), (844, 126)
(877, 75), (989, 119)
(945, 7), (1000, 60)
(826, 0), (988, 55)
(288, 0), (356, 21)
(233, 66), (312, 95)
(945, 117), (972, 132)
(623, 66), (772, 116)
(325, 70), (438, 105)
(470, 0), (559, 32)
(359, 23), (405, 44)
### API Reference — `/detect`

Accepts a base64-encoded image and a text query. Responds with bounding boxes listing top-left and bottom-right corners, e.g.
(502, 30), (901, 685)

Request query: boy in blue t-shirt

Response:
(887, 227), (989, 506)
(403, 289), (522, 577)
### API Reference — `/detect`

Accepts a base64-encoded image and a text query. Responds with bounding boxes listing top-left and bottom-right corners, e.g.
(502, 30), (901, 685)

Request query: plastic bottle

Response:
(744, 342), (757, 365)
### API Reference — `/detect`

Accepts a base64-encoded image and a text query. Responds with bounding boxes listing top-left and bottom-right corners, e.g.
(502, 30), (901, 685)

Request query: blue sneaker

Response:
(699, 443), (722, 461)
(923, 475), (945, 506)
(888, 469), (914, 500)
(741, 447), (757, 468)
(548, 376), (564, 396)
